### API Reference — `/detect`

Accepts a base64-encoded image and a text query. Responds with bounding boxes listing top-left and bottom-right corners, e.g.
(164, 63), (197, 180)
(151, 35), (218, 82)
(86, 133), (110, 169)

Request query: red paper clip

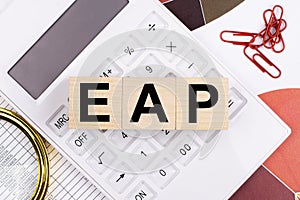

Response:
(265, 5), (284, 38)
(220, 5), (286, 79)
(244, 46), (281, 79)
(262, 5), (286, 52)
(220, 30), (258, 46)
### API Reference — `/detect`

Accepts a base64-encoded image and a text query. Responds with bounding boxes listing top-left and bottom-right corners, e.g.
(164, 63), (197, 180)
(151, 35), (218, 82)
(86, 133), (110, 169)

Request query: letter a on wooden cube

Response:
(69, 77), (122, 129)
(122, 78), (176, 130)
(176, 78), (228, 130)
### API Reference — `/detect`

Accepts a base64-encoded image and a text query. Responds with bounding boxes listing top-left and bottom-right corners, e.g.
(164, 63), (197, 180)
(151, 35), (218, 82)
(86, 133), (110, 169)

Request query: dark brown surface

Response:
(230, 166), (294, 200)
(164, 0), (205, 30)
(201, 0), (244, 23)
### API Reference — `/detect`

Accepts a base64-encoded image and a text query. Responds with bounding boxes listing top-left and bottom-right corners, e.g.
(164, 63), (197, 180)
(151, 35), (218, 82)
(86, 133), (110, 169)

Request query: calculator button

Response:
(176, 50), (208, 76)
(94, 59), (124, 77)
(194, 130), (208, 142)
(149, 159), (179, 189)
(86, 144), (116, 174)
(153, 130), (180, 147)
(199, 131), (222, 160)
(171, 135), (202, 166)
(132, 54), (164, 77)
(129, 140), (158, 170)
(205, 68), (222, 77)
(134, 130), (160, 139)
(106, 163), (137, 194)
(159, 32), (188, 62)
(138, 11), (168, 36)
(229, 87), (248, 119)
(66, 130), (97, 155)
(130, 139), (158, 155)
(108, 130), (139, 151)
(115, 36), (144, 67)
(126, 181), (157, 200)
(46, 105), (69, 137)
(138, 11), (168, 29)
(165, 72), (177, 77)
(205, 130), (221, 143)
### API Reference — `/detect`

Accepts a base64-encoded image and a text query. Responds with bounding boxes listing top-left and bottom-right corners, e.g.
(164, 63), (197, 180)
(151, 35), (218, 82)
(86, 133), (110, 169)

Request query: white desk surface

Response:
(193, 0), (300, 95)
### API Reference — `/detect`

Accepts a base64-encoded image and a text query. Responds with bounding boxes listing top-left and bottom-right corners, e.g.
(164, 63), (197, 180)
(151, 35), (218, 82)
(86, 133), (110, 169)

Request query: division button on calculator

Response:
(138, 11), (168, 31)
(106, 163), (137, 194)
(138, 11), (169, 42)
(86, 144), (116, 175)
(149, 159), (179, 189)
(126, 181), (157, 200)
(66, 130), (97, 155)
(46, 105), (69, 137)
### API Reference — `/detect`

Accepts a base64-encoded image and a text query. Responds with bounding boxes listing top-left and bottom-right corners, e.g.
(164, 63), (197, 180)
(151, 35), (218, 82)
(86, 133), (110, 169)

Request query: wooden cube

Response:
(176, 78), (228, 130)
(69, 77), (122, 129)
(122, 78), (176, 130)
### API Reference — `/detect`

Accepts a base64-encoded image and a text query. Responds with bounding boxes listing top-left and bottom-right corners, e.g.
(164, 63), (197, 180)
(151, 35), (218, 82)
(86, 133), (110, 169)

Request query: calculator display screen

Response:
(8, 0), (128, 99)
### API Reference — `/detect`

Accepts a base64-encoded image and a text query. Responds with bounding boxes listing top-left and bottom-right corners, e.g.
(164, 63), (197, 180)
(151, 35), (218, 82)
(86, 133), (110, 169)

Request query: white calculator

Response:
(0, 0), (290, 199)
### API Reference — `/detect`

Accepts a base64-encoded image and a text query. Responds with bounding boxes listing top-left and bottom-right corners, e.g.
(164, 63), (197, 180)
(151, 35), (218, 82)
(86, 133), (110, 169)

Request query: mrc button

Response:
(47, 105), (69, 136)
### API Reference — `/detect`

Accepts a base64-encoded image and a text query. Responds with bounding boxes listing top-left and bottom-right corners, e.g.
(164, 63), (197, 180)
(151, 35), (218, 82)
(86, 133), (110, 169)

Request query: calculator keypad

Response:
(72, 13), (249, 199)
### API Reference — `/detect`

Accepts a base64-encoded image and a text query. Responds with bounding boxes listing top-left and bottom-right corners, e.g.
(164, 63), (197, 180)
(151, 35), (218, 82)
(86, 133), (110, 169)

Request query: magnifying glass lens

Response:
(0, 119), (39, 199)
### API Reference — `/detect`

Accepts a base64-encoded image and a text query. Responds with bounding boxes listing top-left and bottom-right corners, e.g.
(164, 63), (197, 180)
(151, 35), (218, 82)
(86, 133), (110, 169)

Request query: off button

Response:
(47, 105), (69, 136)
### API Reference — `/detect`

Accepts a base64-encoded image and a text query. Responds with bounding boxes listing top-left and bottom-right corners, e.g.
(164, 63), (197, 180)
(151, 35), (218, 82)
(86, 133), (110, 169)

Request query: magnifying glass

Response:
(0, 107), (50, 200)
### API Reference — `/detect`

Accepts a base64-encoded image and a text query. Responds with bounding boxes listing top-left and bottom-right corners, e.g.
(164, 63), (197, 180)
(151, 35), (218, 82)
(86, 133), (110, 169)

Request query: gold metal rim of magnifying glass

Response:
(0, 107), (49, 200)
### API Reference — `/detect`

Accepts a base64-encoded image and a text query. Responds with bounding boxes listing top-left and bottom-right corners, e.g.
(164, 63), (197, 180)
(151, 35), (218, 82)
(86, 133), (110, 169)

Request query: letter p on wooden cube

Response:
(176, 78), (228, 130)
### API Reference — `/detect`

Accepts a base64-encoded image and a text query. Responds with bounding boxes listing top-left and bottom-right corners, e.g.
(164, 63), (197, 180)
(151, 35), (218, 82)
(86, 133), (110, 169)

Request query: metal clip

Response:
(220, 30), (258, 46)
(243, 46), (281, 79)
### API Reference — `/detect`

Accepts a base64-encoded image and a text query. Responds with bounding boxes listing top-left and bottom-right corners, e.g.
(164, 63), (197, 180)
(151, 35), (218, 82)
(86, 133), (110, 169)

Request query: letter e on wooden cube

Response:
(69, 77), (122, 129)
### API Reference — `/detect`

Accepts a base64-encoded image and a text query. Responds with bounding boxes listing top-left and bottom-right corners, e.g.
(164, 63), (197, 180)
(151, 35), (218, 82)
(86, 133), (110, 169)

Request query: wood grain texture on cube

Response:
(176, 78), (228, 130)
(69, 77), (122, 129)
(122, 78), (176, 130)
